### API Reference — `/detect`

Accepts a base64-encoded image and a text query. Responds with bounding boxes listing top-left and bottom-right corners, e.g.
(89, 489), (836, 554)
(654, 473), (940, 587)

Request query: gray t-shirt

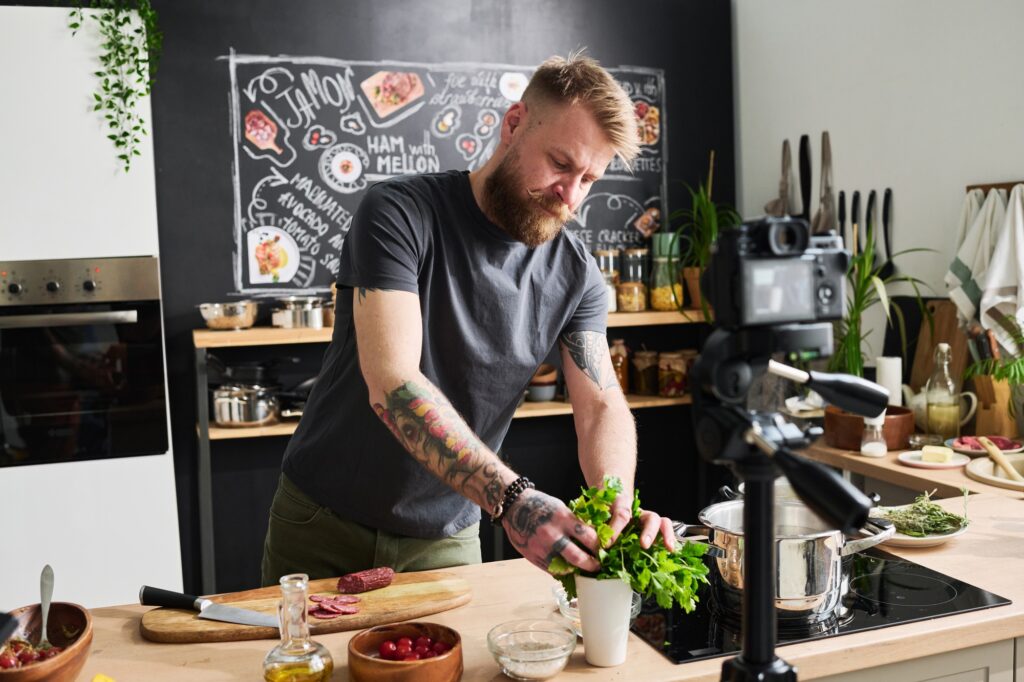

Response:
(283, 170), (606, 538)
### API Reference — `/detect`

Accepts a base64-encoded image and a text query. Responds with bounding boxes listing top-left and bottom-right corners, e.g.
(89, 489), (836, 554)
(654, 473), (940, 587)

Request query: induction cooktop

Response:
(631, 548), (1011, 665)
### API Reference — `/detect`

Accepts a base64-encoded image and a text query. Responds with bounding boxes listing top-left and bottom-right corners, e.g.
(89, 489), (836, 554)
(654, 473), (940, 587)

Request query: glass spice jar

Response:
(621, 248), (649, 284)
(592, 248), (621, 285)
(263, 573), (334, 682)
(632, 350), (659, 396)
(616, 281), (648, 312)
(610, 339), (630, 393)
(650, 234), (683, 311)
(658, 351), (686, 397)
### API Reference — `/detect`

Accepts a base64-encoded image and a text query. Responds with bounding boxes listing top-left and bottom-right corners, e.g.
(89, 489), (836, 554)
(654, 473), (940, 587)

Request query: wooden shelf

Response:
(192, 310), (702, 349)
(193, 326), (333, 348)
(203, 394), (692, 439)
(607, 310), (705, 327)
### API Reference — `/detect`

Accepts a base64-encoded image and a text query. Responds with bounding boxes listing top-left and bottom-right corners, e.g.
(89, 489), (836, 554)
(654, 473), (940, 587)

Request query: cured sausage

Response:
(336, 567), (395, 594)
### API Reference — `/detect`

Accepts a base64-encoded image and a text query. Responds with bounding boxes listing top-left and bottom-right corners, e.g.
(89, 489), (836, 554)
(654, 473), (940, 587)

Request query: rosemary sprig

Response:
(876, 489), (969, 537)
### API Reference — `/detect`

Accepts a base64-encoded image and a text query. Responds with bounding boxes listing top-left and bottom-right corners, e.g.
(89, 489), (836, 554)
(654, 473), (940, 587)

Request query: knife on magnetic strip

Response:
(140, 585), (278, 628)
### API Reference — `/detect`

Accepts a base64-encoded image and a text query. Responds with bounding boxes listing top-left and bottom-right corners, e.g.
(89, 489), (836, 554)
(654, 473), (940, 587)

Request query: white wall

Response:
(0, 6), (159, 260)
(0, 7), (181, 609)
(733, 0), (1024, 366)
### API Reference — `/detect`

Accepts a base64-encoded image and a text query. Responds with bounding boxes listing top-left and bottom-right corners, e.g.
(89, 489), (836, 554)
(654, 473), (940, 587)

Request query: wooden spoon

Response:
(978, 436), (1024, 482)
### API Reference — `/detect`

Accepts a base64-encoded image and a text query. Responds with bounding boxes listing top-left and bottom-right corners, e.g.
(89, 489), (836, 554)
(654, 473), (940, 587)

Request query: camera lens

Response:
(768, 220), (809, 255)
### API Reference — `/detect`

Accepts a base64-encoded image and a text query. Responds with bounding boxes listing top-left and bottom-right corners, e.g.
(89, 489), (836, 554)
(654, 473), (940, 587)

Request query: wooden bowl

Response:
(0, 602), (92, 682)
(823, 405), (915, 451)
(531, 363), (557, 385)
(348, 621), (462, 682)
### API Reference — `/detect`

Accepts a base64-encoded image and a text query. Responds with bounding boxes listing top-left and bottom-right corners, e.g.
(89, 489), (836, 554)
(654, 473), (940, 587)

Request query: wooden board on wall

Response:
(909, 299), (969, 391)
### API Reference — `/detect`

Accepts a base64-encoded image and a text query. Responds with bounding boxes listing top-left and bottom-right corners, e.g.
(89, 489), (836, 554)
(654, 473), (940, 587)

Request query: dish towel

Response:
(810, 131), (836, 234)
(979, 184), (1024, 352)
(953, 188), (985, 252)
(947, 188), (1007, 325)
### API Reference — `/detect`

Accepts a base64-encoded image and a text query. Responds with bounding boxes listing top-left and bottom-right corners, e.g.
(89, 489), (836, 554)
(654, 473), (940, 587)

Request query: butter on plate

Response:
(921, 445), (954, 463)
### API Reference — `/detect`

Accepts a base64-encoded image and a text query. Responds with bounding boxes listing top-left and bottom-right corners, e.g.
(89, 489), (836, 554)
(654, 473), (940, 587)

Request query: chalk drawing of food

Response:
(634, 101), (660, 146)
(247, 227), (300, 284)
(359, 71), (425, 119)
(244, 109), (284, 154)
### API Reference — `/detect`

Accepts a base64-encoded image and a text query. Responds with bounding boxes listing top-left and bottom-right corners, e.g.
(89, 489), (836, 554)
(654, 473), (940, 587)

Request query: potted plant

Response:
(822, 215), (931, 450)
(548, 477), (708, 667)
(667, 150), (740, 320)
(964, 312), (1024, 436)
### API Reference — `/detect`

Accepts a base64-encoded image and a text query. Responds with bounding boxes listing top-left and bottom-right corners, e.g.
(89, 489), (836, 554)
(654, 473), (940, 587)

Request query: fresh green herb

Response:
(548, 476), (709, 612)
(875, 489), (969, 537)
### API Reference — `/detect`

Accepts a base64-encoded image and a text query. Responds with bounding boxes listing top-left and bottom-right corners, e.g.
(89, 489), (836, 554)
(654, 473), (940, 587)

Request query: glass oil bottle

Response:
(263, 573), (334, 682)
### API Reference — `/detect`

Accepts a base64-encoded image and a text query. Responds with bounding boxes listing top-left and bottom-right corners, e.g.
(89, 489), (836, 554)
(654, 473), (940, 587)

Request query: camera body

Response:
(703, 216), (849, 329)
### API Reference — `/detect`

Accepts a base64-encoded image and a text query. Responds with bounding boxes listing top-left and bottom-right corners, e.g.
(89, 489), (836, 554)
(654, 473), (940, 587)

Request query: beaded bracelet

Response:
(489, 476), (535, 525)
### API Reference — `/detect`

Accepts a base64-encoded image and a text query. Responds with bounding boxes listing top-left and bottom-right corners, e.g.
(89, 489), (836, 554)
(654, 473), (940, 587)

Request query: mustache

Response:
(526, 189), (576, 223)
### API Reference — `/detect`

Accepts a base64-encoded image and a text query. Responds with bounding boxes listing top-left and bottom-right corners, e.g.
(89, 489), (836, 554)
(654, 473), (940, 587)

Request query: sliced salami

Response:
(308, 608), (338, 620)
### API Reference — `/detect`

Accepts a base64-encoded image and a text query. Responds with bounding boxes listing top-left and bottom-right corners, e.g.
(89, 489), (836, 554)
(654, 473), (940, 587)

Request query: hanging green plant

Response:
(67, 0), (162, 172)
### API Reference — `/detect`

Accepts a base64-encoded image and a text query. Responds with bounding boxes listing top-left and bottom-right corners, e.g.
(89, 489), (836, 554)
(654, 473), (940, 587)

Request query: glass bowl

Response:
(486, 619), (576, 681)
(551, 583), (642, 638)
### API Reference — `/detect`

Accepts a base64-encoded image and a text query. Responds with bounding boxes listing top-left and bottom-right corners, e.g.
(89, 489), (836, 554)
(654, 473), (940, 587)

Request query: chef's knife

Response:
(850, 191), (861, 255)
(879, 188), (895, 278)
(838, 190), (846, 246)
(140, 586), (278, 629)
(798, 134), (811, 220)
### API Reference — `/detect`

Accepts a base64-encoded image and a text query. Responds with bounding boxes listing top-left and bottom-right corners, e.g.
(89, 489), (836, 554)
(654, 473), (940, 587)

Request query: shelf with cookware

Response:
(191, 307), (706, 593)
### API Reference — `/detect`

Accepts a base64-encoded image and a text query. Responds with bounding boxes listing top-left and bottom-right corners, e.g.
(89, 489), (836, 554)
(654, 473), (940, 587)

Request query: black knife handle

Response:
(140, 585), (201, 611)
(799, 134), (812, 220)
(882, 188), (891, 227)
(866, 190), (877, 229)
(838, 190), (846, 227)
(851, 191), (861, 225)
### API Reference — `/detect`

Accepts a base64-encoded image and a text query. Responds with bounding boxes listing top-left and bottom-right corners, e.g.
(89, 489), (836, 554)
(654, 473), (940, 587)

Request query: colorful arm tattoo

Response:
(559, 330), (617, 389)
(373, 381), (504, 510)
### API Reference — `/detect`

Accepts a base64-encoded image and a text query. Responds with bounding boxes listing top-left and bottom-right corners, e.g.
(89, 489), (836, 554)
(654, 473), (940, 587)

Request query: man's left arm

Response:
(559, 330), (676, 550)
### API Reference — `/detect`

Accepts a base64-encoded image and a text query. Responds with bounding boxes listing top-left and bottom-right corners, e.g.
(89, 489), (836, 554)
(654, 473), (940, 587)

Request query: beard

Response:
(483, 148), (574, 248)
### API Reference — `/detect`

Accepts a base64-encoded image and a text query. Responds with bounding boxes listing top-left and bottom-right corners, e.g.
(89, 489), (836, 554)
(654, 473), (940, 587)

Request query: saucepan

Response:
(676, 499), (894, 623)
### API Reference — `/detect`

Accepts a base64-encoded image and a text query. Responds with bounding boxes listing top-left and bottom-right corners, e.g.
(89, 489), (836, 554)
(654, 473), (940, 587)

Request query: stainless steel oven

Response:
(0, 256), (169, 467)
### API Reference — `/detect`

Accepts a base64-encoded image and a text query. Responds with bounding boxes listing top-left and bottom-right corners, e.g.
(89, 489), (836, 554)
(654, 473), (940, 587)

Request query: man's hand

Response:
(607, 494), (676, 552)
(502, 489), (601, 573)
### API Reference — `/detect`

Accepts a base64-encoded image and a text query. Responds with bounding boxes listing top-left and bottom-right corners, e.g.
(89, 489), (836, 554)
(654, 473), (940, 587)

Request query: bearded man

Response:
(261, 51), (678, 584)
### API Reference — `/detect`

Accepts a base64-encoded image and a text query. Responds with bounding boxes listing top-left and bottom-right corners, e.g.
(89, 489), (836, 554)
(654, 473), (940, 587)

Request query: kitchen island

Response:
(77, 493), (1023, 681)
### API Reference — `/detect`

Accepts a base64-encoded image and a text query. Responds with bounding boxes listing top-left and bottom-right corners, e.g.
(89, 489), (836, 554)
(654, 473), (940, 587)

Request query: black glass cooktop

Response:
(632, 548), (1011, 665)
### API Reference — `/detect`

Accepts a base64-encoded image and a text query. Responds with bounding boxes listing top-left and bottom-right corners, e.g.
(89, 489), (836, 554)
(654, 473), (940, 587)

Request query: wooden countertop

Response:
(77, 494), (1023, 681)
(802, 442), (1024, 500)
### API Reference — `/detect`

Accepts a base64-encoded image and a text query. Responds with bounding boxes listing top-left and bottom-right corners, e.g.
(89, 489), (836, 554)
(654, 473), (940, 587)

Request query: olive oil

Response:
(264, 661), (333, 682)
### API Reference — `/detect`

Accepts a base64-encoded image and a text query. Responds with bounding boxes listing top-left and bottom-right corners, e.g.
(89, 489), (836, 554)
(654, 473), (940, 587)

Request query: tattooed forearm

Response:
(505, 492), (557, 551)
(356, 287), (379, 303)
(559, 331), (617, 389)
(372, 380), (507, 509)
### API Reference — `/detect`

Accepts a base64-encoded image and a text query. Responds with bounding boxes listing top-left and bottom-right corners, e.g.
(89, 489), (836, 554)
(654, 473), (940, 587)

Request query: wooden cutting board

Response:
(909, 300), (969, 391)
(140, 569), (471, 644)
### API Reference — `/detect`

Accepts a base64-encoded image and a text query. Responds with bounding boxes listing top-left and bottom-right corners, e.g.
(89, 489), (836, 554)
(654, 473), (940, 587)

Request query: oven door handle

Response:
(0, 310), (139, 329)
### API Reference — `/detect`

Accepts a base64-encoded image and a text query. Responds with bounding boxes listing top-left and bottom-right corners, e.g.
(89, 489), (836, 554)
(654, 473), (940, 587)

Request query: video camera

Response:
(702, 216), (849, 329)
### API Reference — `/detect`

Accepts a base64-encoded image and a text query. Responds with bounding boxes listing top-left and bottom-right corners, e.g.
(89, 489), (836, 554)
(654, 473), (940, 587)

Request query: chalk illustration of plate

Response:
(896, 450), (971, 470)
(499, 72), (529, 101)
(247, 226), (300, 284)
(319, 143), (369, 194)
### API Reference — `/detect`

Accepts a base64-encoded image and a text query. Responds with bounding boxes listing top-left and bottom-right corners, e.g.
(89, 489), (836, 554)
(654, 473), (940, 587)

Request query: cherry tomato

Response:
(402, 653), (421, 661)
(415, 635), (432, 649)
(395, 643), (413, 658)
(378, 640), (398, 660)
(421, 649), (437, 659)
(17, 648), (39, 664)
(0, 652), (17, 669)
(432, 641), (451, 654)
(396, 636), (413, 649)
(414, 644), (430, 656)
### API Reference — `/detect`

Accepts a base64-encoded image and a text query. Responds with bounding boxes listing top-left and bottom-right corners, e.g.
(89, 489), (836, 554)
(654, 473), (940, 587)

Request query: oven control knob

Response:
(83, 279), (97, 292)
(7, 282), (22, 295)
(46, 280), (60, 293)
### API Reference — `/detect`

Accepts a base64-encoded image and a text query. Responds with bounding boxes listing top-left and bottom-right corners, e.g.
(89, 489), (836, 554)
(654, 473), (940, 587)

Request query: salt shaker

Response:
(860, 412), (887, 458)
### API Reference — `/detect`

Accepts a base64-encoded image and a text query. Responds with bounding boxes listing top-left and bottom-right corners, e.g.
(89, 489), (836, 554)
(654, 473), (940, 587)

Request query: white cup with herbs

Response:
(548, 477), (709, 667)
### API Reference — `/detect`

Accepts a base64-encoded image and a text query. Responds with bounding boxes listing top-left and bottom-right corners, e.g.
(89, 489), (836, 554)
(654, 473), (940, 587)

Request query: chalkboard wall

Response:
(149, 0), (734, 593)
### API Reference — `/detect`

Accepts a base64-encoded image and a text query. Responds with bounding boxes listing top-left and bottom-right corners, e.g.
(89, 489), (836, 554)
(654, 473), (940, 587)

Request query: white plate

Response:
(896, 450), (971, 470)
(246, 226), (300, 284)
(964, 455), (1024, 492)
(882, 524), (968, 548)
(870, 505), (969, 547)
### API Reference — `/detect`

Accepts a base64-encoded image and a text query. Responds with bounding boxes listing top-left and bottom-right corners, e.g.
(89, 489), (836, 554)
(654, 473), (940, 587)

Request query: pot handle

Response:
(671, 521), (725, 558)
(841, 517), (896, 556)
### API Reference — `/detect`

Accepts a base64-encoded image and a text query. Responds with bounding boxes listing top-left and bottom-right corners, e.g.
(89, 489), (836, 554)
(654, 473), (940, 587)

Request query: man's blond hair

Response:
(521, 49), (640, 166)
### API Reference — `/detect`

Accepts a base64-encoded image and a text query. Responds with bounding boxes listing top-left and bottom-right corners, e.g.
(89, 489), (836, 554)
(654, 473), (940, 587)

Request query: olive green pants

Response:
(261, 474), (481, 587)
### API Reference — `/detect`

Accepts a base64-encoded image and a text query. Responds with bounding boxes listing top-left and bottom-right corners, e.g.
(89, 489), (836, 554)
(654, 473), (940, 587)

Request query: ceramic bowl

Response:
(486, 618), (576, 681)
(0, 602), (92, 682)
(531, 363), (557, 385)
(525, 384), (557, 402)
(347, 621), (462, 682)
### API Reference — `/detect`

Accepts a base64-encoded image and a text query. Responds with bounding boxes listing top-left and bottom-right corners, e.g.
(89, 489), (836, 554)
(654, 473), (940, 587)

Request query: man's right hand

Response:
(501, 489), (601, 573)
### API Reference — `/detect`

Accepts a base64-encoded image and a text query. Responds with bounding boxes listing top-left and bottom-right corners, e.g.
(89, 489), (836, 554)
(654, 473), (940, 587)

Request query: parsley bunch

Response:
(548, 476), (709, 612)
